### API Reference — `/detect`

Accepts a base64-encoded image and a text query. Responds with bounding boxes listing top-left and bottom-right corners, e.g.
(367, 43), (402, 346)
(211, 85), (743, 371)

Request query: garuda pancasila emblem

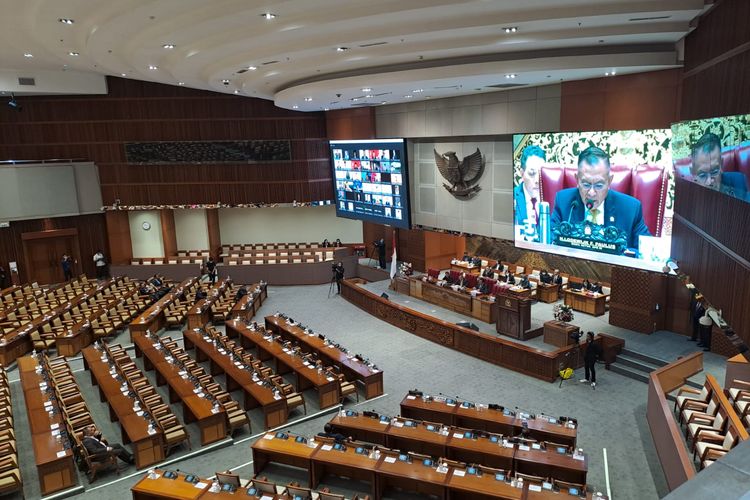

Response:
(433, 148), (485, 200)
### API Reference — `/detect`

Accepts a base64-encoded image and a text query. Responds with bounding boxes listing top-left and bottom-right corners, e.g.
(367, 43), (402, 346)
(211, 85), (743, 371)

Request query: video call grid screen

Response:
(329, 138), (411, 229)
(512, 129), (675, 271)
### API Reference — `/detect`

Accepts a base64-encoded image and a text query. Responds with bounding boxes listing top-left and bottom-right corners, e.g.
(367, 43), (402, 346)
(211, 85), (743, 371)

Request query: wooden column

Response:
(206, 209), (221, 261)
(105, 211), (132, 265)
(160, 210), (177, 259)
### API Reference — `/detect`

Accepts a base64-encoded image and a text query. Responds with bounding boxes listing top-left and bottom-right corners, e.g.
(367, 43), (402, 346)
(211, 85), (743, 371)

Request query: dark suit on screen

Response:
(720, 171), (748, 200)
(551, 188), (651, 251)
(513, 184), (530, 226)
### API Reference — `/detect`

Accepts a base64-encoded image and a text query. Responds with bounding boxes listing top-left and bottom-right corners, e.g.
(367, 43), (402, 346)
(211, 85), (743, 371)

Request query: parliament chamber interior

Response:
(0, 1), (749, 499)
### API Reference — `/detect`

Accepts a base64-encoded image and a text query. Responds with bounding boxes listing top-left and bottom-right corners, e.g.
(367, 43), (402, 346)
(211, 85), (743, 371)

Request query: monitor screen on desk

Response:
(512, 129), (674, 272)
(330, 138), (411, 229)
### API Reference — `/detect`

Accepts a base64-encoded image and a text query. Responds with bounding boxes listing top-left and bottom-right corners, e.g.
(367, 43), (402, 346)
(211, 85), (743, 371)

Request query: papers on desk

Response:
(194, 482), (208, 489)
(51, 430), (60, 437)
(321, 444), (333, 451)
(260, 496), (274, 500)
(56, 451), (67, 458)
(392, 421), (404, 428)
(529, 485), (542, 492)
(406, 395), (417, 400)
(326, 377), (335, 382)
(452, 433), (464, 439)
(263, 434), (274, 440)
(384, 456), (397, 464)
(50, 423), (59, 430)
(453, 469), (466, 477)
(148, 428), (157, 435)
(136, 410), (144, 417)
(519, 445), (531, 451)
(234, 361), (242, 367)
(573, 454), (585, 461)
(193, 388), (202, 394)
(378, 420), (388, 425)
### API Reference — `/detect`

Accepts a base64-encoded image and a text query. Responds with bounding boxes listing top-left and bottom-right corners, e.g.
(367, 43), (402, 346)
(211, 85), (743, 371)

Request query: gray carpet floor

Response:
(5, 278), (724, 500)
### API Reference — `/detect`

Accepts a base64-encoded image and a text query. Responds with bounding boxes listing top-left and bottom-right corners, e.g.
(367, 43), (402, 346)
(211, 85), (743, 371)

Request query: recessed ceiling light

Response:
(162, 44), (175, 49)
(58, 18), (75, 24)
(221, 79), (230, 84)
(611, 70), (617, 75)
(292, 105), (299, 109)
(178, 82), (185, 85)
(425, 96), (431, 99)
(121, 73), (127, 77)
(503, 27), (518, 33)
(23, 53), (33, 58)
(412, 89), (423, 93)
(247, 65), (257, 71)
(69, 51), (80, 56)
(234, 90), (240, 94)
(148, 65), (158, 70)
(361, 87), (371, 92)
(261, 13), (277, 20)
(404, 95), (413, 98)
(605, 72), (610, 76)
(365, 94), (373, 98)
(304, 97), (313, 102)
(505, 73), (516, 79)
(352, 98), (359, 101)
(336, 47), (349, 52)
(380, 101), (387, 105)
(324, 107), (330, 111)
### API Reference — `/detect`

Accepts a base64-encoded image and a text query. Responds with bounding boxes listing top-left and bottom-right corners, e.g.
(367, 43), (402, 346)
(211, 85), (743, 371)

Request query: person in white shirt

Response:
(93, 250), (107, 279)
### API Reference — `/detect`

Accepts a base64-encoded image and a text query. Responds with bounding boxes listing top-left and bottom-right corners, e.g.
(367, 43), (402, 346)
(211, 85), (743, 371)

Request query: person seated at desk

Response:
(139, 283), (155, 296)
(519, 274), (532, 289)
(322, 239), (331, 248)
(539, 270), (551, 284)
(482, 266), (495, 278)
(462, 252), (471, 262)
(318, 423), (351, 444)
(478, 277), (492, 295)
(583, 279), (592, 291)
(505, 271), (515, 284)
(82, 424), (134, 465)
(590, 281), (603, 294)
(552, 269), (563, 285)
(234, 286), (248, 301)
(334, 238), (342, 247)
(194, 287), (207, 303)
(457, 272), (469, 289)
(148, 274), (163, 287)
(471, 256), (482, 267)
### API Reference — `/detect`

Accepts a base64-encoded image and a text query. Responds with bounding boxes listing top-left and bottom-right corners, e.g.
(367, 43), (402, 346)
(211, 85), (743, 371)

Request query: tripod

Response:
(328, 272), (339, 299)
(367, 244), (378, 268)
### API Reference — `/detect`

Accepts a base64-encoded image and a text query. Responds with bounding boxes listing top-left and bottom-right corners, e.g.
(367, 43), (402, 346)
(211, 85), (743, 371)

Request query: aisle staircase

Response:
(609, 349), (703, 395)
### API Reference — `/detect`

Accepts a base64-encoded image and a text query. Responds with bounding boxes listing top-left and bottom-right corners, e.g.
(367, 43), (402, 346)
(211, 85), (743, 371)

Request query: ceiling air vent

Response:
(486, 83), (526, 89)
(18, 77), (36, 86)
(262, 60), (279, 65)
(359, 41), (388, 47)
(629, 15), (671, 21)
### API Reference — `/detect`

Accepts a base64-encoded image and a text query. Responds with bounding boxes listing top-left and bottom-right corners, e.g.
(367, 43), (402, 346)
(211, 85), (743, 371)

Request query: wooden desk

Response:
(182, 328), (288, 429)
(130, 277), (198, 338)
(447, 470), (523, 500)
(536, 284), (560, 303)
(188, 278), (232, 329)
(18, 356), (78, 495)
(407, 278), (498, 324)
(55, 321), (94, 357)
(514, 446), (588, 484)
(133, 335), (227, 445)
(265, 315), (384, 399)
(131, 470), (208, 500)
(311, 441), (378, 494)
(82, 346), (165, 469)
(451, 262), (481, 275)
(564, 289), (607, 317)
(229, 320), (341, 409)
(376, 453), (450, 499)
(543, 321), (579, 348)
(400, 395), (577, 447)
(251, 433), (315, 484)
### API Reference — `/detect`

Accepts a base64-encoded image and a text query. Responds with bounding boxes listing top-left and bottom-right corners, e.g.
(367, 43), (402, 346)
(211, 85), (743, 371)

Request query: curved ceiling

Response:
(0, 0), (705, 110)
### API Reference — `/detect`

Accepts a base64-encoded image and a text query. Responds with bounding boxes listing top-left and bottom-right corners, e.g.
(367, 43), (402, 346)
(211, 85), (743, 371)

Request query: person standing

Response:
(93, 250), (107, 280)
(580, 332), (602, 389)
(333, 261), (345, 294)
(691, 298), (705, 342)
(698, 312), (713, 352)
(61, 254), (73, 281)
(374, 239), (386, 269)
(205, 257), (217, 284)
(0, 265), (7, 289)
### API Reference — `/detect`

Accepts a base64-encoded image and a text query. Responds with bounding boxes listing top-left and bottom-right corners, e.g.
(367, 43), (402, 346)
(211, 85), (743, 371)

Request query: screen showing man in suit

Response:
(671, 113), (750, 204)
(512, 128), (674, 272)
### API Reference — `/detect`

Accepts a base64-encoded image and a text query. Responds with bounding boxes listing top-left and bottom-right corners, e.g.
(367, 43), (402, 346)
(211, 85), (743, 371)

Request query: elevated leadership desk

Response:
(399, 277), (497, 324)
(564, 289), (607, 317)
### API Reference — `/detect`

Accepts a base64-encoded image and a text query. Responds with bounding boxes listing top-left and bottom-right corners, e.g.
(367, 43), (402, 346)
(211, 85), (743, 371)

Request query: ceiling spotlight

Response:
(178, 82), (185, 85)
(404, 95), (413, 98)
(261, 13), (277, 20)
(412, 89), (423, 93)
(69, 51), (80, 56)
(292, 105), (299, 109)
(605, 72), (609, 76)
(247, 65), (257, 71)
(58, 18), (75, 24)
(365, 94), (373, 98)
(162, 44), (175, 49)
(121, 73), (127, 77)
(361, 87), (371, 92)
(324, 107), (330, 111)
(234, 90), (240, 94)
(380, 101), (387, 105)
(304, 97), (313, 102)
(336, 47), (349, 52)
(611, 70), (617, 75)
(148, 65), (158, 70)
(221, 79), (230, 85)
(505, 73), (516, 79)
(23, 53), (33, 58)
(352, 98), (359, 101)
(503, 27), (518, 33)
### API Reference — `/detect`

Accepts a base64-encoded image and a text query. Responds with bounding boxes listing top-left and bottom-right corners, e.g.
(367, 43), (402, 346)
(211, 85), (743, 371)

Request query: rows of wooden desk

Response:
(264, 315), (383, 399)
(18, 355), (78, 495)
(130, 277), (200, 338)
(252, 432), (598, 500)
(328, 413), (587, 484)
(182, 328), (289, 429)
(82, 346), (166, 469)
(133, 335), (228, 446)
(228, 320), (341, 409)
(400, 395), (578, 447)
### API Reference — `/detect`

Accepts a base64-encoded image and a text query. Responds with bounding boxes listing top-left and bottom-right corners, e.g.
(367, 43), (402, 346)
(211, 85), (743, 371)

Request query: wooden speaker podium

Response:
(496, 294), (534, 340)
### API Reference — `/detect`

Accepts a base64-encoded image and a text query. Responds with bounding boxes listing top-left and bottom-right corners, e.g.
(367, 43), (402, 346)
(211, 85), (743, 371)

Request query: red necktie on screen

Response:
(531, 197), (539, 225)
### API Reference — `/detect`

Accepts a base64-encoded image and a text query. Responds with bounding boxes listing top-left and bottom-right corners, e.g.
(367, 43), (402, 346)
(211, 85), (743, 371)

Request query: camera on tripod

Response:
(569, 330), (582, 343)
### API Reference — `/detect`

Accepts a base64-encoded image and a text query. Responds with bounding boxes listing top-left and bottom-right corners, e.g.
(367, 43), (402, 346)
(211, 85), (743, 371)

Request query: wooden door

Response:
(22, 229), (81, 285)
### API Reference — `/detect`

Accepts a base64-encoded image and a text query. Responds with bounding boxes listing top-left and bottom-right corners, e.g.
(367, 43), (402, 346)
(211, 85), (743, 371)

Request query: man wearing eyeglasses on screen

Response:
(551, 146), (650, 252)
(690, 132), (748, 199)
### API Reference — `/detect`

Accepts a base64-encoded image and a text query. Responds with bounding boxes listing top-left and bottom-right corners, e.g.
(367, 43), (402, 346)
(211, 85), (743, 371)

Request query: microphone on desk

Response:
(567, 200), (579, 224)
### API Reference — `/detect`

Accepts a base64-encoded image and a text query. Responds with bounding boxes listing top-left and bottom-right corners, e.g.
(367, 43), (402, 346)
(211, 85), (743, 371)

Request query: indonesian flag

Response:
(389, 231), (398, 279)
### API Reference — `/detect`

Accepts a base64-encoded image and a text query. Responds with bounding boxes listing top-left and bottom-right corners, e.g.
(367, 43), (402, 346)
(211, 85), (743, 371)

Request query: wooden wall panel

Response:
(560, 69), (681, 132)
(424, 231), (464, 272)
(608, 267), (668, 334)
(326, 108), (376, 140)
(0, 214), (107, 283)
(105, 211), (132, 265)
(0, 77), (330, 206)
(680, 0), (750, 120)
(160, 210), (177, 259)
(206, 209), (222, 261)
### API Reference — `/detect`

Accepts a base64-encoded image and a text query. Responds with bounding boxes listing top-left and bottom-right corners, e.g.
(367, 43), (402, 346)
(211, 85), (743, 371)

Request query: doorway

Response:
(21, 228), (81, 285)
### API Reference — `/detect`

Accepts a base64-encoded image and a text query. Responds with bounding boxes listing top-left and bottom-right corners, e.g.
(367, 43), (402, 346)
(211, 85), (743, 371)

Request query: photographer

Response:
(374, 238), (386, 269)
(333, 261), (345, 294)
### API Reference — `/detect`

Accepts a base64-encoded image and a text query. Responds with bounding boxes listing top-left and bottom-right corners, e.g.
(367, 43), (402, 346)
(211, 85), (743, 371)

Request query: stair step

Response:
(609, 363), (651, 384)
(620, 348), (669, 367)
(616, 354), (661, 373)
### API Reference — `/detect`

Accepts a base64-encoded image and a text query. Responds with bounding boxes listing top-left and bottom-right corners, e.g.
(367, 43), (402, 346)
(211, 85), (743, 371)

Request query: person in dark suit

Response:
(539, 270), (551, 284)
(318, 423), (351, 444)
(462, 252), (471, 262)
(82, 424), (134, 465)
(583, 279), (592, 291)
(478, 277), (491, 294)
(519, 274), (531, 289)
(580, 332), (602, 389)
(552, 269), (563, 285)
(205, 257), (217, 284)
(505, 271), (515, 284)
(591, 281), (603, 294)
(194, 287), (207, 303)
(551, 146), (651, 251)
(374, 239), (386, 269)
(482, 267), (495, 278)
(514, 145), (546, 226)
(690, 132), (748, 199)
(235, 286), (248, 301)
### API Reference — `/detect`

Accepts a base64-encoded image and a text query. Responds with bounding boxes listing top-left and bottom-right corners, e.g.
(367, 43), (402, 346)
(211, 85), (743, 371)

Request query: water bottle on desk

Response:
(539, 201), (551, 244)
